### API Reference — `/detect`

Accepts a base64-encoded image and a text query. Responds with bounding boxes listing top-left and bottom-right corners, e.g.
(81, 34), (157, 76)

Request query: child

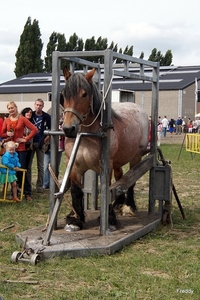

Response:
(0, 141), (21, 202)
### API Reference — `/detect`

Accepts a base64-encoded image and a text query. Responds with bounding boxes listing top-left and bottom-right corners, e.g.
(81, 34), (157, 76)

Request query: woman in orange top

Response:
(0, 117), (3, 134)
(1, 101), (38, 200)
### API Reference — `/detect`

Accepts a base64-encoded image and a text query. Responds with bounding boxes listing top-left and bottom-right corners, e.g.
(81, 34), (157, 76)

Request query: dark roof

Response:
(0, 65), (200, 94)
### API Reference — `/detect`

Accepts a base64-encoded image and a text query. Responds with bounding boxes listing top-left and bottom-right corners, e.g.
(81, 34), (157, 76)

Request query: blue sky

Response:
(1, 0), (200, 83)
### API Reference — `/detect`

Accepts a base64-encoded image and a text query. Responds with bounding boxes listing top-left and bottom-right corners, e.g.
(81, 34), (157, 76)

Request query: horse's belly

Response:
(110, 102), (149, 166)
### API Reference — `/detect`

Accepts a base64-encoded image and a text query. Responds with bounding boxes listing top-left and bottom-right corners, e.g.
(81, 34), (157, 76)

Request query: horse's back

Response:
(112, 102), (147, 122)
(112, 102), (149, 140)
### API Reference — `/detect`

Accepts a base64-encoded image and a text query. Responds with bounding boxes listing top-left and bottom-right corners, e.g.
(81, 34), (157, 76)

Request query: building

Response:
(0, 65), (200, 122)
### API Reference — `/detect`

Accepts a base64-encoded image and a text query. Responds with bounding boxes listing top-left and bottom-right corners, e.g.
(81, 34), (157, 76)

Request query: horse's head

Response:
(62, 67), (96, 138)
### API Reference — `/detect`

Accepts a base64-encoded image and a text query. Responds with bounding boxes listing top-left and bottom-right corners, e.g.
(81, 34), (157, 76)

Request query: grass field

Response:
(0, 143), (200, 299)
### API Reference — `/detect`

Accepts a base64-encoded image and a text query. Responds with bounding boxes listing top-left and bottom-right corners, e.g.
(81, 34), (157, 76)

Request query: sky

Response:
(1, 0), (200, 83)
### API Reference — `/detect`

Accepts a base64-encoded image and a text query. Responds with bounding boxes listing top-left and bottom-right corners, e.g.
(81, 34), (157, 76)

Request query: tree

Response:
(65, 33), (84, 69)
(57, 34), (67, 70)
(139, 51), (144, 59)
(148, 48), (172, 66)
(116, 48), (123, 63)
(108, 41), (118, 53)
(14, 17), (43, 77)
(94, 37), (108, 63)
(123, 45), (133, 57)
(44, 32), (58, 72)
(148, 48), (158, 62)
(162, 50), (173, 66)
(45, 32), (68, 72)
(66, 33), (83, 51)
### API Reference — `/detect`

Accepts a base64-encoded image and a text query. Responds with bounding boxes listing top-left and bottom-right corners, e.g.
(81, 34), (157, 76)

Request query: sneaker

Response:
(25, 195), (32, 202)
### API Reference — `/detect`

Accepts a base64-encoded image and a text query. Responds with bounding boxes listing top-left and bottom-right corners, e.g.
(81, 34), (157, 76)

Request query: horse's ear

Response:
(63, 67), (71, 81)
(85, 68), (96, 83)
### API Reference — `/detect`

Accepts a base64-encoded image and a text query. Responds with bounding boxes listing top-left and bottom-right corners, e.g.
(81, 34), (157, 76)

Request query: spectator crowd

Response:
(0, 99), (64, 202)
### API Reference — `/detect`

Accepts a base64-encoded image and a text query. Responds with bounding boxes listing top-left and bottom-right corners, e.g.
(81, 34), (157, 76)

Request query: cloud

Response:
(112, 21), (200, 65)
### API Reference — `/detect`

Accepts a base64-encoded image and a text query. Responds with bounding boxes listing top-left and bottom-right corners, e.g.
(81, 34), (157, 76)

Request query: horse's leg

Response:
(120, 158), (141, 216)
(126, 183), (137, 211)
(65, 172), (85, 231)
(112, 167), (126, 212)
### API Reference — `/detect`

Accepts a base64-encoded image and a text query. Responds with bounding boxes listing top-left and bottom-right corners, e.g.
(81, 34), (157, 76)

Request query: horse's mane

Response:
(63, 72), (121, 121)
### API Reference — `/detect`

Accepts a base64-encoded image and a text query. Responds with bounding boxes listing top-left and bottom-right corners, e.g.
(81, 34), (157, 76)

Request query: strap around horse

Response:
(63, 107), (90, 123)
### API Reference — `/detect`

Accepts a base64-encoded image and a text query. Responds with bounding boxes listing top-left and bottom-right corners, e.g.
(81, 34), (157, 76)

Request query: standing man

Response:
(27, 99), (51, 193)
(161, 116), (168, 137)
(175, 116), (182, 134)
(43, 114), (64, 189)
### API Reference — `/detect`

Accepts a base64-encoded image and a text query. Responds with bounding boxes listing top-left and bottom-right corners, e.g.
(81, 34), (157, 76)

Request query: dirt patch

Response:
(160, 133), (186, 145)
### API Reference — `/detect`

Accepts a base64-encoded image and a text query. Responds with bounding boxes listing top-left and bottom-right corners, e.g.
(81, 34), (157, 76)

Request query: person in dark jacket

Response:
(168, 118), (175, 137)
(27, 99), (51, 193)
(176, 116), (182, 134)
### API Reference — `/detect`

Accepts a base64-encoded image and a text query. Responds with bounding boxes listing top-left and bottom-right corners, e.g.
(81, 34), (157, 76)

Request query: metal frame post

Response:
(50, 52), (60, 223)
(149, 64), (160, 214)
(100, 50), (113, 235)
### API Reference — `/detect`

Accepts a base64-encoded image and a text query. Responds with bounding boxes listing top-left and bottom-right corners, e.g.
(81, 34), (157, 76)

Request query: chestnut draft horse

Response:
(62, 67), (149, 231)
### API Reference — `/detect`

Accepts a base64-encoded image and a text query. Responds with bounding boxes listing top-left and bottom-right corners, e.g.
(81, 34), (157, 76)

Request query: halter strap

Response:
(63, 107), (90, 123)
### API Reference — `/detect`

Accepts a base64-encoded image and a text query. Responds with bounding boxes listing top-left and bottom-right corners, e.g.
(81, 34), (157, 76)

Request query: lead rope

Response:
(41, 163), (79, 232)
(81, 70), (114, 129)
(48, 163), (78, 217)
(100, 70), (114, 127)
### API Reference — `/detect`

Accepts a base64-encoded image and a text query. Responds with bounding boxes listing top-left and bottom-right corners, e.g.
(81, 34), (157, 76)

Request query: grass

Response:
(0, 144), (200, 299)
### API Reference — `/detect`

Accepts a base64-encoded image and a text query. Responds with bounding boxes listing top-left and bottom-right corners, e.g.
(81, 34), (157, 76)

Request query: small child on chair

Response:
(0, 141), (21, 202)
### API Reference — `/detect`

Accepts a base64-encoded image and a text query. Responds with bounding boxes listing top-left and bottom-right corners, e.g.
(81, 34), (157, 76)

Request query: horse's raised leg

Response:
(120, 157), (142, 216)
(111, 166), (126, 213)
(120, 183), (137, 216)
(126, 183), (137, 210)
(112, 166), (137, 217)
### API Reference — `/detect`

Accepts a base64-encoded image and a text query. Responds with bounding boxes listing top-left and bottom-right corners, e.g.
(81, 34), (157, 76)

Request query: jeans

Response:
(16, 151), (30, 195)
(27, 142), (45, 191)
(43, 150), (63, 188)
(25, 149), (33, 196)
(43, 150), (50, 188)
(162, 127), (167, 137)
(176, 124), (182, 134)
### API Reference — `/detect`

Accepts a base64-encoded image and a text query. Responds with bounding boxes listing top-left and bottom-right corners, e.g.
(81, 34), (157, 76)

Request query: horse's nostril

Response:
(63, 125), (77, 138)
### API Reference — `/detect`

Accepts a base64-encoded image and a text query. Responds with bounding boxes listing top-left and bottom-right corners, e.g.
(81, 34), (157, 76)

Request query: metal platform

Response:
(15, 210), (161, 259)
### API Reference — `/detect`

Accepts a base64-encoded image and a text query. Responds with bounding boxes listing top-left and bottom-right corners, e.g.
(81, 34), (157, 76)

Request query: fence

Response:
(185, 133), (200, 154)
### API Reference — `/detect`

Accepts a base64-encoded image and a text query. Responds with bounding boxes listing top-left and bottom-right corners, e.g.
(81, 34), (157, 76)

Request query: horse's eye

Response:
(82, 92), (87, 98)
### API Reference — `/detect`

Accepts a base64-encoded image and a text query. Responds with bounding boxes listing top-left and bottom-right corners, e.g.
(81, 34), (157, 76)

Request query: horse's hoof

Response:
(109, 225), (117, 232)
(121, 204), (136, 217)
(113, 204), (123, 213)
(64, 224), (80, 232)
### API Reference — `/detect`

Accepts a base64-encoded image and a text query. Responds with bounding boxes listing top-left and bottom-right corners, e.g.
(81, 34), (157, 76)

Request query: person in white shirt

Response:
(161, 116), (168, 137)
(157, 119), (162, 146)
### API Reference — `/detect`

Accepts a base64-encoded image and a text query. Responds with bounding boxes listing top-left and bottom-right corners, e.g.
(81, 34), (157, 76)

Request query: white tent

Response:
(195, 113), (200, 117)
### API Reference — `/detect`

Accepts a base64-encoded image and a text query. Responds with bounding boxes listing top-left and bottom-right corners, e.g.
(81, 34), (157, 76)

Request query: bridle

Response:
(63, 96), (94, 124)
(63, 107), (91, 123)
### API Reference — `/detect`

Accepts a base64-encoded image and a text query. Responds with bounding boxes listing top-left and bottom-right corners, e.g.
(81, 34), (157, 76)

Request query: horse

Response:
(62, 67), (149, 231)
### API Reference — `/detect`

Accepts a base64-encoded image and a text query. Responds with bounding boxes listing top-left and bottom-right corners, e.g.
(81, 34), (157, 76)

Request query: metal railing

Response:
(186, 134), (200, 154)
